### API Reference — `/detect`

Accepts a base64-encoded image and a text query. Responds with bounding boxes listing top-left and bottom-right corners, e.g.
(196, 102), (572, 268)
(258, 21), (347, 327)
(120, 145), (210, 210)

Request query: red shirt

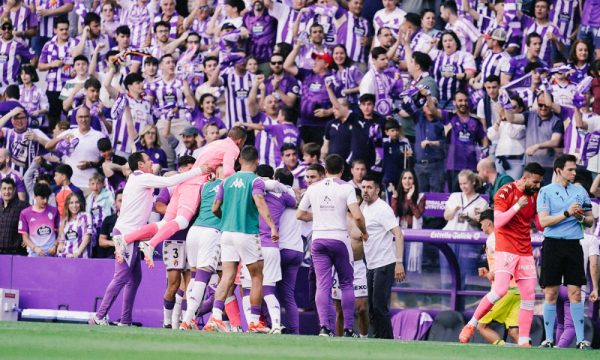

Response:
(494, 182), (537, 256)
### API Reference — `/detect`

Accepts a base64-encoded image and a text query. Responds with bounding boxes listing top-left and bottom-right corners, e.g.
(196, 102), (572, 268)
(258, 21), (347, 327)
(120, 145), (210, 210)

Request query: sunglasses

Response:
(187, 40), (200, 44)
(1, 25), (12, 30)
(198, 5), (210, 10)
(271, 61), (283, 65)
(538, 103), (549, 109)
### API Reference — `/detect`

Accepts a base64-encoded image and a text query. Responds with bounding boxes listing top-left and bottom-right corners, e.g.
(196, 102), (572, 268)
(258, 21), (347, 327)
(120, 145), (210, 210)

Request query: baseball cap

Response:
(181, 126), (199, 136)
(485, 28), (506, 42)
(311, 52), (333, 66)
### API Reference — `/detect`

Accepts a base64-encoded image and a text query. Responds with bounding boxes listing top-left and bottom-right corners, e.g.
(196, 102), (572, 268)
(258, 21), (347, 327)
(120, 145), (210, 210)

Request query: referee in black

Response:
(537, 154), (594, 349)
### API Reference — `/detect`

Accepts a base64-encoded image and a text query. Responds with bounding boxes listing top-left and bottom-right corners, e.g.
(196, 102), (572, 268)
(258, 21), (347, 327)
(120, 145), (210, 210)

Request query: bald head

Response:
(76, 106), (91, 131)
(477, 157), (497, 183)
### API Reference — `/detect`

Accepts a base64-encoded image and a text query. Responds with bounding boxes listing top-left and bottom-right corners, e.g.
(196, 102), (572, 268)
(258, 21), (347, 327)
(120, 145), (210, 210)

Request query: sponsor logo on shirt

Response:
(37, 225), (51, 236)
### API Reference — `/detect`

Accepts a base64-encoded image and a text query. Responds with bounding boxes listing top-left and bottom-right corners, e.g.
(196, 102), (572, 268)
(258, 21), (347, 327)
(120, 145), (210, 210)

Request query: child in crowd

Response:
(86, 172), (115, 257)
(383, 120), (412, 201)
(57, 193), (93, 258)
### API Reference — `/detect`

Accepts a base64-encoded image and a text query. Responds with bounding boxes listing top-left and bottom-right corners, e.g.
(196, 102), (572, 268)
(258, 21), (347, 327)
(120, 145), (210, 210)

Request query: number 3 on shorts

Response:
(163, 240), (186, 270)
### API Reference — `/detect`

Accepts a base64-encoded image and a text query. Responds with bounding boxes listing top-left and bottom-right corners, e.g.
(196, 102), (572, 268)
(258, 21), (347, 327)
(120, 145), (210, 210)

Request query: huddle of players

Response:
(460, 154), (597, 349)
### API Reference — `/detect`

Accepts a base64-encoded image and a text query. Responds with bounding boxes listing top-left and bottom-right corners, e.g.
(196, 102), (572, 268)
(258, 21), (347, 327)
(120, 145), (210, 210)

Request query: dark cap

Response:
(181, 126), (199, 136)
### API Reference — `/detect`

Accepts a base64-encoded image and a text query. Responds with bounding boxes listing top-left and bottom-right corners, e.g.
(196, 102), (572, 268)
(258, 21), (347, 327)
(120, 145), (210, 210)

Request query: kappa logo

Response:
(231, 178), (245, 188)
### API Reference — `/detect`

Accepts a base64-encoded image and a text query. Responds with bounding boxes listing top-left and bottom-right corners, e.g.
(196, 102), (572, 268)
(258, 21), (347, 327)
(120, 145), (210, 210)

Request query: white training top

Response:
(115, 168), (201, 234)
(581, 234), (600, 294)
(361, 198), (399, 269)
(298, 177), (357, 242)
(278, 208), (303, 253)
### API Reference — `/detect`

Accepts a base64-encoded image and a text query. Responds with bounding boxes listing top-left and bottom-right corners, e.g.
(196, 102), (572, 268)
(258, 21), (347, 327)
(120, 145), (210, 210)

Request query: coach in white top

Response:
(360, 174), (405, 339)
(90, 152), (203, 326)
(45, 107), (105, 191)
(297, 154), (367, 337)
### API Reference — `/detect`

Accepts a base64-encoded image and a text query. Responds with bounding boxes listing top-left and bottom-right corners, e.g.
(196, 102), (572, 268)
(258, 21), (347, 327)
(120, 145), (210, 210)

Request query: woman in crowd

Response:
(135, 124), (168, 174)
(246, 56), (259, 75)
(193, 93), (227, 139)
(421, 8), (440, 39)
(391, 169), (425, 273)
(432, 30), (476, 109)
(568, 39), (592, 85)
(331, 44), (362, 113)
(57, 193), (92, 258)
(19, 64), (49, 130)
(99, 1), (120, 39)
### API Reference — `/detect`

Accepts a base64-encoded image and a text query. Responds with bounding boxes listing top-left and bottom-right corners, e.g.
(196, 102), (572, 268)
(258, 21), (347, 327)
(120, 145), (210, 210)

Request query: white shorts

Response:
(332, 260), (368, 300)
(163, 240), (189, 270)
(186, 226), (221, 270)
(220, 231), (263, 265)
(240, 246), (282, 288)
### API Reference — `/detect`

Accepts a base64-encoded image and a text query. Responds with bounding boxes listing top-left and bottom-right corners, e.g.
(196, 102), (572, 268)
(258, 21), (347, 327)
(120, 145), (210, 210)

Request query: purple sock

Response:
(181, 300), (187, 311)
(251, 305), (261, 316)
(191, 271), (196, 278)
(195, 269), (212, 283)
(263, 285), (276, 296)
(164, 299), (175, 310)
(176, 289), (184, 297)
(214, 299), (225, 311)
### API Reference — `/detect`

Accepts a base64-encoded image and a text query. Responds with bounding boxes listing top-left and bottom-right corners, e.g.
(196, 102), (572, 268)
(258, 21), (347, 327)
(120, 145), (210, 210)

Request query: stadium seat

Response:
(470, 321), (506, 344)
(391, 309), (433, 340)
(426, 311), (465, 342)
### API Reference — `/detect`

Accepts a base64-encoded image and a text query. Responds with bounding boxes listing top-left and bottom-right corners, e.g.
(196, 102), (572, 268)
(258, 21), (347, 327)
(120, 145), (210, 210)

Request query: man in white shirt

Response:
(360, 174), (405, 339)
(297, 154), (367, 337)
(89, 152), (203, 326)
(44, 107), (105, 192)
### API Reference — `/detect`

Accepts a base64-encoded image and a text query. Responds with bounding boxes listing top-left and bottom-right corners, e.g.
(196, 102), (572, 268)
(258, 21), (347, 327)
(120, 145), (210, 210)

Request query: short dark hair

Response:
(479, 208), (494, 223)
(359, 93), (376, 104)
(280, 143), (297, 155)
(274, 168), (294, 186)
(302, 143), (320, 158)
(97, 137), (112, 152)
(279, 107), (297, 124)
(55, 164), (73, 179)
(438, 30), (462, 51)
(144, 56), (159, 66)
(124, 73), (144, 89)
(84, 77), (101, 90)
(33, 183), (51, 198)
(307, 163), (325, 176)
(325, 154), (344, 175)
(385, 119), (401, 131)
(523, 162), (545, 176)
(178, 155), (196, 168)
(73, 55), (89, 65)
(240, 145), (259, 162)
(116, 25), (131, 36)
(442, 0), (458, 14)
(412, 51), (432, 72)
(20, 64), (39, 83)
(524, 61), (544, 74)
(203, 56), (218, 67)
(128, 152), (146, 171)
(5, 84), (19, 99)
(154, 20), (170, 32)
(0, 177), (16, 188)
(256, 164), (274, 178)
(484, 75), (500, 84)
(526, 32), (542, 47)
(159, 53), (173, 64)
(453, 90), (469, 100)
(371, 46), (387, 60)
(225, 0), (245, 13)
(362, 173), (379, 187)
(84, 12), (101, 26)
(553, 154), (577, 172)
(405, 12), (422, 27)
(54, 15), (69, 28)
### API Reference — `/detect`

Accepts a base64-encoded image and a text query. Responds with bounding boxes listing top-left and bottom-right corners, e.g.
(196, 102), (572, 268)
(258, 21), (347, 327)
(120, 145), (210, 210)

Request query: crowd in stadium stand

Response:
(0, 0), (600, 344)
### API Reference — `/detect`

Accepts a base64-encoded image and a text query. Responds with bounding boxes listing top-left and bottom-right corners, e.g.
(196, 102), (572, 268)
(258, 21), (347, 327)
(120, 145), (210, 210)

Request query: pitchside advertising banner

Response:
(402, 229), (544, 245)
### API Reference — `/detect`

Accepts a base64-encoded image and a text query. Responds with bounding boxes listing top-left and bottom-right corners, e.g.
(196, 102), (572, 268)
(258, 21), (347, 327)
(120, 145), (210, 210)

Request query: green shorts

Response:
(478, 287), (520, 329)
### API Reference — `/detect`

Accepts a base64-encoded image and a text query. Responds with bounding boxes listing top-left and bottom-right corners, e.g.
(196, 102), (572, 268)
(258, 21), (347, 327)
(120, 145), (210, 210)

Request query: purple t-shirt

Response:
(0, 170), (26, 194)
(18, 205), (60, 253)
(581, 0), (600, 27)
(259, 190), (296, 247)
(441, 110), (486, 171)
(263, 123), (301, 166)
(192, 108), (226, 137)
(243, 10), (277, 63)
(298, 69), (334, 127)
(264, 74), (300, 107)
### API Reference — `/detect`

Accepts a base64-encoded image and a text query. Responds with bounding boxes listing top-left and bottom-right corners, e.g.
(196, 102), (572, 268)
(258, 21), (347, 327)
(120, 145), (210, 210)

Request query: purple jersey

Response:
(264, 73), (300, 107)
(521, 16), (562, 64)
(40, 38), (77, 92)
(0, 169), (26, 193)
(334, 65), (363, 104)
(297, 68), (333, 127)
(222, 70), (254, 127)
(550, 0), (580, 45)
(479, 50), (511, 84)
(0, 6), (37, 45)
(153, 12), (181, 41)
(192, 109), (226, 137)
(1, 127), (48, 176)
(445, 18), (481, 53)
(264, 122), (300, 167)
(259, 190), (296, 247)
(243, 10), (277, 63)
(253, 112), (278, 167)
(58, 212), (92, 258)
(19, 84), (49, 129)
(304, 4), (339, 47)
(0, 39), (34, 87)
(507, 54), (547, 81)
(18, 205), (60, 253)
(120, 2), (152, 48)
(433, 50), (476, 103)
(147, 77), (189, 122)
(111, 93), (154, 155)
(189, 16), (212, 47)
(37, 0), (73, 37)
(441, 110), (486, 171)
(336, 9), (370, 63)
(582, 0), (600, 26)
(568, 63), (589, 84)
(269, 2), (301, 44)
(77, 34), (110, 72)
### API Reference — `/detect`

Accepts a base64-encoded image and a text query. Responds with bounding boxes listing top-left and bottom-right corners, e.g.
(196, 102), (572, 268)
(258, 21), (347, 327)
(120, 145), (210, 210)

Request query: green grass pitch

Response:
(0, 322), (597, 360)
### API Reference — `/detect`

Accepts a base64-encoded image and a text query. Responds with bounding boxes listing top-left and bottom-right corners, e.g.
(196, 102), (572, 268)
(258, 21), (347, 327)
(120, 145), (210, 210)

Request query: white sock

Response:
(182, 279), (208, 323)
(242, 294), (251, 325)
(518, 337), (531, 345)
(249, 313), (260, 324)
(163, 307), (173, 327)
(172, 293), (183, 329)
(186, 278), (195, 300)
(211, 307), (223, 321)
(468, 318), (478, 327)
(264, 294), (281, 329)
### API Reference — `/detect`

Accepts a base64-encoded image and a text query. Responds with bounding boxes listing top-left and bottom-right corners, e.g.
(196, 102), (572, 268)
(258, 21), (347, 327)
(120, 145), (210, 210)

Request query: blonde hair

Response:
(458, 169), (482, 190)
(140, 124), (161, 148)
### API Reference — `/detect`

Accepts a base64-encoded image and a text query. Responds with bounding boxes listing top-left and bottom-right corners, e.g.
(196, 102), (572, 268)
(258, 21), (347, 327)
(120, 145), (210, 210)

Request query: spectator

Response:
(335, 0), (371, 65)
(135, 124), (167, 174)
(440, 0), (481, 53)
(476, 75), (501, 128)
(171, 126), (202, 161)
(348, 93), (386, 172)
(372, 0), (406, 43)
(242, 0), (277, 72)
(567, 40), (592, 85)
(331, 45), (363, 112)
(99, 1), (119, 38)
(477, 157), (514, 206)
(64, 77), (112, 135)
(0, 0), (38, 46)
(348, 159), (367, 188)
(97, 137), (127, 192)
(520, 0), (563, 64)
(192, 93), (227, 140)
(382, 120), (412, 195)
(18, 64), (49, 130)
(45, 106), (105, 191)
(96, 189), (122, 258)
(471, 29), (510, 90)
(549, 60), (576, 107)
(413, 95), (446, 192)
(52, 163), (84, 218)
(322, 97), (354, 167)
(301, 142), (321, 166)
(359, 46), (401, 118)
(57, 192), (92, 258)
(421, 8), (440, 38)
(502, 32), (547, 84)
(86, 172), (114, 257)
(425, 90), (487, 192)
(263, 52), (300, 108)
(58, 55), (89, 103)
(19, 183), (60, 257)
(279, 143), (306, 189)
(0, 148), (26, 201)
(0, 177), (28, 255)
(0, 17), (35, 92)
(293, 23), (329, 71)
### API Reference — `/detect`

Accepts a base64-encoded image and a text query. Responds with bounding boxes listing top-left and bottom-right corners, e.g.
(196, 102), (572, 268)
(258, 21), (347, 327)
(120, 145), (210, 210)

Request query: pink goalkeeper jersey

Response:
(192, 137), (240, 178)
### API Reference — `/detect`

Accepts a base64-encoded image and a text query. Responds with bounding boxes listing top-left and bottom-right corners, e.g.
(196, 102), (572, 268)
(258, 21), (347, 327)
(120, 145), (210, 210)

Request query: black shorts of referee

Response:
(539, 237), (586, 288)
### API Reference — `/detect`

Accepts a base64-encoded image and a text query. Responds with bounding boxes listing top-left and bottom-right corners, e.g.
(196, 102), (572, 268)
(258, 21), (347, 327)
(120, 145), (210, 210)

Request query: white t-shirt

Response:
(361, 198), (399, 269)
(372, 7), (406, 46)
(442, 192), (488, 231)
(580, 234), (600, 294)
(298, 177), (357, 241)
(57, 128), (105, 188)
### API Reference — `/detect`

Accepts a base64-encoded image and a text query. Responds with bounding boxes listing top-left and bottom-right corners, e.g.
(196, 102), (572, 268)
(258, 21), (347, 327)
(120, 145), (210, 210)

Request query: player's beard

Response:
(523, 186), (536, 196)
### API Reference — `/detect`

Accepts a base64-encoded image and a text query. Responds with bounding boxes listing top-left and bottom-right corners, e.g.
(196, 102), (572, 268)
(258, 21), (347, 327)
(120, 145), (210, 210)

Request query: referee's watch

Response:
(563, 210), (570, 218)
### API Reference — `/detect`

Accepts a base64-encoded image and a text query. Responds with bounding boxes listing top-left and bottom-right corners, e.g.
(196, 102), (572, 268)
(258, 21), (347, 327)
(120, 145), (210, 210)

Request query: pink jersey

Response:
(18, 205), (60, 252)
(193, 137), (240, 178)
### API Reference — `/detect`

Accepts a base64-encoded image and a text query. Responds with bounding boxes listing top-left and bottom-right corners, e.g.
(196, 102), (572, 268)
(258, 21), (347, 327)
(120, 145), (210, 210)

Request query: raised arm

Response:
(102, 65), (120, 100)
(283, 44), (301, 77)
